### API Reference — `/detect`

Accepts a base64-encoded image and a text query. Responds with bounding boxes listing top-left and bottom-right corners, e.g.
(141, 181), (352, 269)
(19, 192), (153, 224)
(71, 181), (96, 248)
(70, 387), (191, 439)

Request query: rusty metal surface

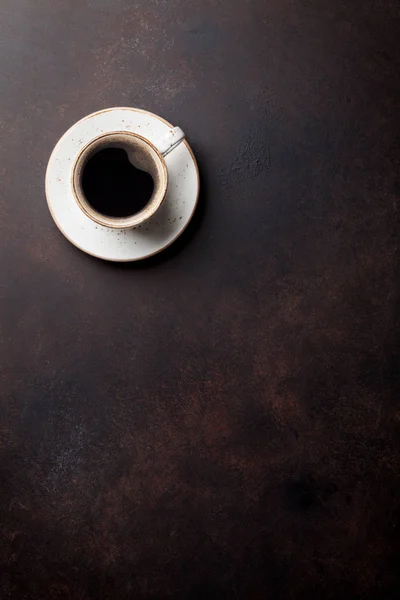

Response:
(0, 1), (399, 598)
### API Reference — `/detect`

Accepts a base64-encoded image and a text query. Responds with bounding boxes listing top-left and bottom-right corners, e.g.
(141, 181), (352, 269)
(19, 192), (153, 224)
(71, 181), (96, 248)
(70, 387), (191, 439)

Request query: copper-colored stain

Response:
(1, 0), (400, 599)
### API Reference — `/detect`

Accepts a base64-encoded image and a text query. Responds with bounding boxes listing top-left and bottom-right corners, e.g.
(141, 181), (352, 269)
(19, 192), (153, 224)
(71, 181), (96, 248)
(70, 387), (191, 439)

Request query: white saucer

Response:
(46, 108), (200, 261)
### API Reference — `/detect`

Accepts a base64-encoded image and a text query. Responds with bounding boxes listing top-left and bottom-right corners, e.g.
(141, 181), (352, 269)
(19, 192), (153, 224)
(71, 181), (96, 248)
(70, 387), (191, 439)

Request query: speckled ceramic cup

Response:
(72, 127), (185, 230)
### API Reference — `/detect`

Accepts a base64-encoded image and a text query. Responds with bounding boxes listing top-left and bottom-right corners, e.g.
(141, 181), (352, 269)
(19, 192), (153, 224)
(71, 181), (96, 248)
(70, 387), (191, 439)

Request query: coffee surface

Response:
(81, 147), (154, 217)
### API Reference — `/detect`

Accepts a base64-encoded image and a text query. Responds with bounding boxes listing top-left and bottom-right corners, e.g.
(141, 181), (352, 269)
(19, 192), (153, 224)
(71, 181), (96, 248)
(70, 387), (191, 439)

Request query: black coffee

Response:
(81, 148), (154, 217)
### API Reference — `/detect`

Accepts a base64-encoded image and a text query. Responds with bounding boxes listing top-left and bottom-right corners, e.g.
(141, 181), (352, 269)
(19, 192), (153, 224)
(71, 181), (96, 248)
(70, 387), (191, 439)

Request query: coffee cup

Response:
(72, 126), (185, 229)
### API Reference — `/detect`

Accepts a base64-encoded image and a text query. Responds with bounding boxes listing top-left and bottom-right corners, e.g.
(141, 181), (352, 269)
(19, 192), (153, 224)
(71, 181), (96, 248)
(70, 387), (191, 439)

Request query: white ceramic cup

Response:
(72, 126), (185, 229)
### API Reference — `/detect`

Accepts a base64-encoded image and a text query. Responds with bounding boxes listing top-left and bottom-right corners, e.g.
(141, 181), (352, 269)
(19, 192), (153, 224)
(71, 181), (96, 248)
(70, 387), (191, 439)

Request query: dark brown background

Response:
(0, 1), (399, 598)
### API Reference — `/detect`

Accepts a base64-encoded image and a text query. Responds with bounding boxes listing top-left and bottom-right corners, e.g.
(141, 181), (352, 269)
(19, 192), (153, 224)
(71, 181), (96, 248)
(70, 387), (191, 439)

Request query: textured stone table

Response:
(0, 1), (399, 598)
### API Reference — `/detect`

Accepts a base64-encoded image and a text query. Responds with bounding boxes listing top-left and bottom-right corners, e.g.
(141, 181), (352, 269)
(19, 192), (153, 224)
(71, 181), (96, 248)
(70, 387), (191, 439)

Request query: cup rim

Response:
(71, 130), (168, 230)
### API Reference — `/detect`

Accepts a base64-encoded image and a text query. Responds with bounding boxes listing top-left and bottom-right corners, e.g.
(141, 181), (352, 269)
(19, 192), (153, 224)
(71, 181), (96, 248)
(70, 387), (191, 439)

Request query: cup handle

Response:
(155, 127), (185, 157)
